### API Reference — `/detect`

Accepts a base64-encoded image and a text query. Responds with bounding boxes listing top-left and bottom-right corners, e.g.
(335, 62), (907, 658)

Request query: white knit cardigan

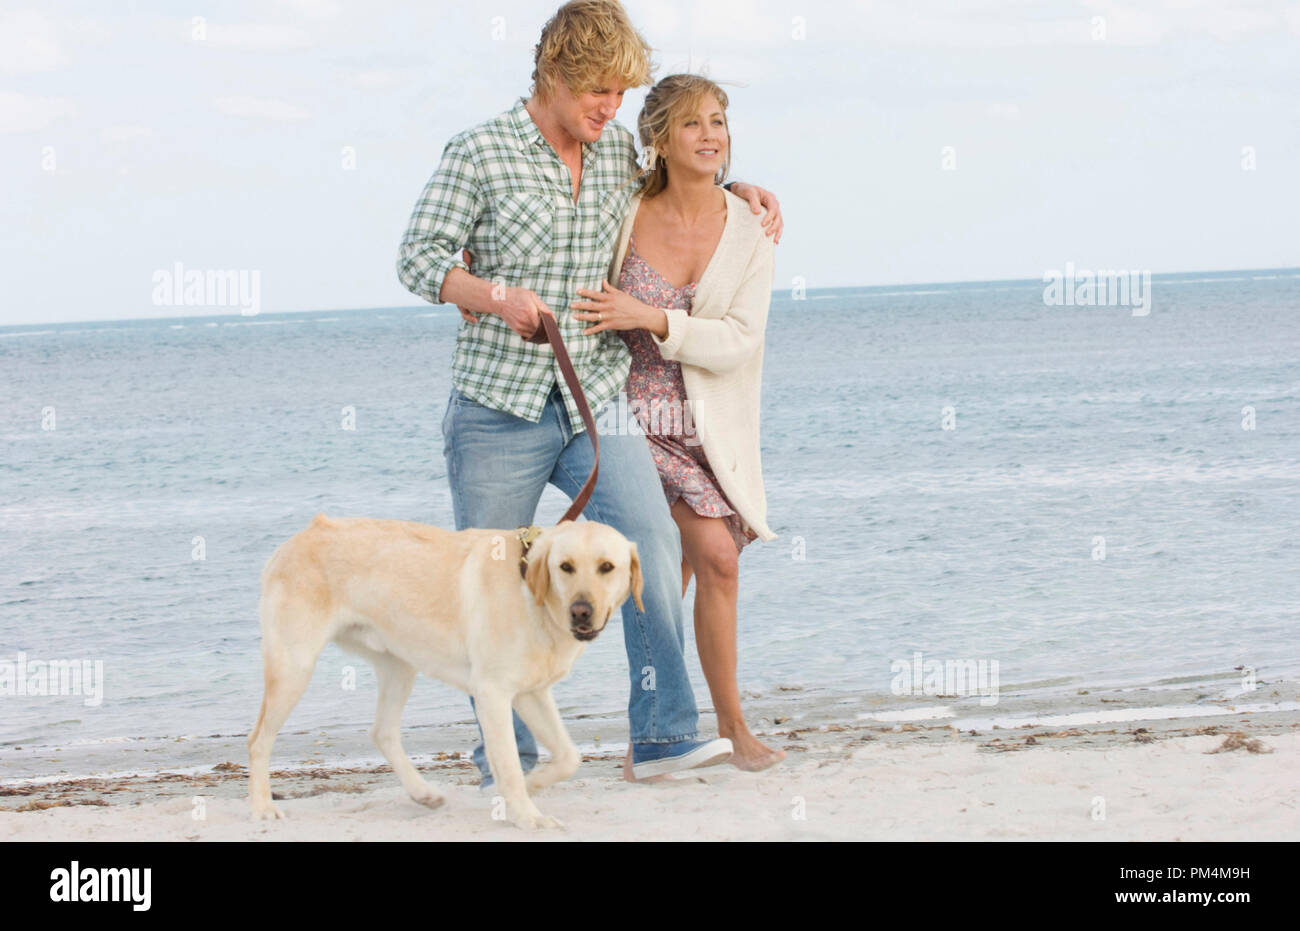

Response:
(606, 185), (777, 542)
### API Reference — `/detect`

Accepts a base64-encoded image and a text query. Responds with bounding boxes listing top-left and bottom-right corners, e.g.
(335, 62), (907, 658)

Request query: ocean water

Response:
(2, 270), (1299, 766)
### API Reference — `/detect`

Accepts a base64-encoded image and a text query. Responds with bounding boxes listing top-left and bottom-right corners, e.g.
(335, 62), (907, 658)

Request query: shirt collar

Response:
(510, 96), (596, 165)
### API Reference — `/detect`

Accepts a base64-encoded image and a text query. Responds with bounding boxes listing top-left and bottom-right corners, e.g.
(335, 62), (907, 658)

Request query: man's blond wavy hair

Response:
(530, 0), (654, 104)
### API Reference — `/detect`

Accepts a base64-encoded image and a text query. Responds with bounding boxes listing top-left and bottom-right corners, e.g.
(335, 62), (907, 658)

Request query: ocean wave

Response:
(949, 700), (1300, 732)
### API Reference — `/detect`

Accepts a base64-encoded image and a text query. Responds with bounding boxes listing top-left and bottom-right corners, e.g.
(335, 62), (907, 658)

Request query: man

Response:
(396, 0), (783, 786)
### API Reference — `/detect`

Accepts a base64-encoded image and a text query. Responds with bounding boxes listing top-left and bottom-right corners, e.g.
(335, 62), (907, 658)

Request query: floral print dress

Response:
(618, 234), (758, 554)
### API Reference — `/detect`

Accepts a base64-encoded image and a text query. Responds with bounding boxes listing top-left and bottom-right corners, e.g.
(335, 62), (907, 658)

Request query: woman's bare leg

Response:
(670, 499), (783, 771)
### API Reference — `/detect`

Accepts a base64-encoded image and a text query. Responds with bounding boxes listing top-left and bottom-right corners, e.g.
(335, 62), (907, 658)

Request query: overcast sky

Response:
(2, 0), (1297, 326)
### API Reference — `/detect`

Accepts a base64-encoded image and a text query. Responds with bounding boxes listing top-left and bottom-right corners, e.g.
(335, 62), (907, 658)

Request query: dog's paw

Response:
(250, 803), (284, 822)
(525, 759), (578, 794)
(410, 786), (447, 810)
(514, 811), (565, 831)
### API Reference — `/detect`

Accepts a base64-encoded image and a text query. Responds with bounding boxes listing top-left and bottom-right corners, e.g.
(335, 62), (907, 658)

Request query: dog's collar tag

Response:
(516, 524), (544, 579)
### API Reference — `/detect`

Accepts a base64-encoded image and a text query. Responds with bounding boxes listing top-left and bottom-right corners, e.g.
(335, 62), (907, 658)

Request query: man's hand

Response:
(727, 182), (783, 244)
(494, 284), (556, 341)
(448, 250), (552, 339)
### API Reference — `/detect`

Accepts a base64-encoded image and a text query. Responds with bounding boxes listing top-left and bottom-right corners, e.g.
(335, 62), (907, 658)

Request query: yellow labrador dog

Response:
(247, 514), (642, 830)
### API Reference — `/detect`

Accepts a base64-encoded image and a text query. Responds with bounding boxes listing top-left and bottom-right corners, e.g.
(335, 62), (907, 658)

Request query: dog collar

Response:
(516, 524), (544, 579)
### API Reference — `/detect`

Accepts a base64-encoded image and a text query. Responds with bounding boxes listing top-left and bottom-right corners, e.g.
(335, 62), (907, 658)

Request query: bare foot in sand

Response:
(622, 746), (681, 783)
(721, 728), (785, 772)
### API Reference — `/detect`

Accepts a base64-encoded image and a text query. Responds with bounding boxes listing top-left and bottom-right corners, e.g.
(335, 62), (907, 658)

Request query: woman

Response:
(570, 74), (784, 773)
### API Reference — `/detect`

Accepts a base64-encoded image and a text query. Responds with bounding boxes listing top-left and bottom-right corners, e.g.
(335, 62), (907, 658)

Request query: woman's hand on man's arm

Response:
(570, 280), (665, 337)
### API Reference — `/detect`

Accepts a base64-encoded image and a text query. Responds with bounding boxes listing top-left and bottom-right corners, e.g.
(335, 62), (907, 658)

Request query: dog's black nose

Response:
(570, 600), (594, 628)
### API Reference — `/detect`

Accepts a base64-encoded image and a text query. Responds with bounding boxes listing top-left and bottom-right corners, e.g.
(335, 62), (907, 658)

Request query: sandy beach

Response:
(3, 679), (1297, 841)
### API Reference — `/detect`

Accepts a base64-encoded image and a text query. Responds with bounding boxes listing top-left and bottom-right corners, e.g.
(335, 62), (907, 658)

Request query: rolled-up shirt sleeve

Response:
(396, 134), (483, 304)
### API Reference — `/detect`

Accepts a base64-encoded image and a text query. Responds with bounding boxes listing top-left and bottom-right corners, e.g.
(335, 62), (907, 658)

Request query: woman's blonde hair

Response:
(530, 0), (654, 103)
(628, 74), (732, 199)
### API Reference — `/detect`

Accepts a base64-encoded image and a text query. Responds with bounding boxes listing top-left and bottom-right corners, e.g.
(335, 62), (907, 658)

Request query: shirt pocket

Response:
(493, 191), (554, 266)
(594, 193), (628, 256)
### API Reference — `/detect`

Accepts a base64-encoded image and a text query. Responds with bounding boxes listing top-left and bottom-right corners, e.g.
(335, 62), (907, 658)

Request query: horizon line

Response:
(2, 263), (1296, 330)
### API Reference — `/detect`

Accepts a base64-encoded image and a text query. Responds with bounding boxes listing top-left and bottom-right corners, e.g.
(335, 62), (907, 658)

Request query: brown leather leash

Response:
(516, 310), (600, 579)
(458, 249), (601, 580)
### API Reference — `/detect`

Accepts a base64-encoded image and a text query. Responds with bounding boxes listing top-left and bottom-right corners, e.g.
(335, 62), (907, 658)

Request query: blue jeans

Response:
(441, 381), (700, 780)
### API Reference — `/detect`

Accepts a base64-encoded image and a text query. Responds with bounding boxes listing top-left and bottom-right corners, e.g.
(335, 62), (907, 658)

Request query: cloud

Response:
(277, 0), (345, 18)
(840, 0), (1289, 47)
(100, 124), (156, 144)
(629, 0), (682, 37)
(1199, 4), (1282, 40)
(350, 69), (412, 91)
(213, 96), (312, 121)
(189, 20), (314, 51)
(0, 91), (75, 133)
(685, 0), (790, 44)
(0, 10), (70, 73)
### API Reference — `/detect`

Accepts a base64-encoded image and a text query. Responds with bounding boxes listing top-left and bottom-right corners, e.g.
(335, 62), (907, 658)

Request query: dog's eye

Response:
(599, 561), (615, 573)
(560, 561), (575, 573)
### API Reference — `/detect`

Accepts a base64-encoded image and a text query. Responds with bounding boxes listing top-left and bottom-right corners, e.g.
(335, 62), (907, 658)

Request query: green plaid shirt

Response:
(397, 96), (641, 435)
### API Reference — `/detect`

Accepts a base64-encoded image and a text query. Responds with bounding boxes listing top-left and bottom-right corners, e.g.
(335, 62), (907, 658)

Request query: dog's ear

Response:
(628, 542), (644, 613)
(524, 534), (551, 605)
